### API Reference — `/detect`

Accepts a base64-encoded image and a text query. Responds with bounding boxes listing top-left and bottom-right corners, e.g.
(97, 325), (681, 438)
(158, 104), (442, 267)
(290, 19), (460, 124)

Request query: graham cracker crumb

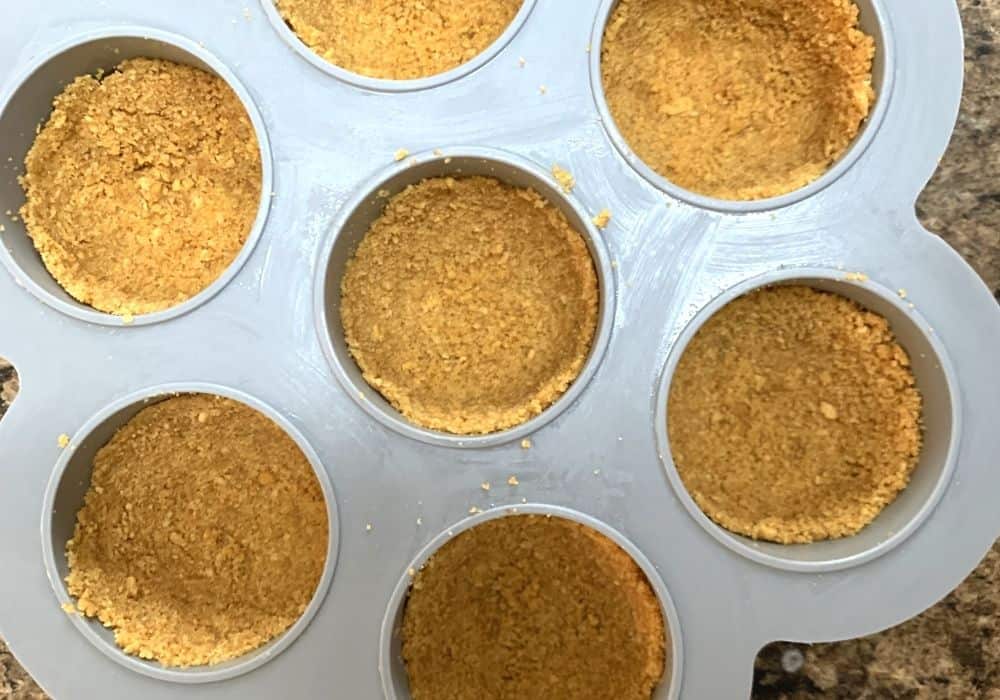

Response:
(593, 208), (612, 229)
(57, 433), (70, 448)
(394, 148), (410, 162)
(480, 481), (491, 491)
(61, 602), (78, 615)
(845, 272), (870, 282)
(341, 176), (599, 435)
(521, 438), (533, 449)
(402, 515), (667, 699)
(65, 395), (328, 667)
(20, 58), (261, 316)
(668, 286), (922, 544)
(507, 475), (519, 486)
(602, 0), (876, 200)
(276, 0), (523, 80)
(551, 164), (576, 193)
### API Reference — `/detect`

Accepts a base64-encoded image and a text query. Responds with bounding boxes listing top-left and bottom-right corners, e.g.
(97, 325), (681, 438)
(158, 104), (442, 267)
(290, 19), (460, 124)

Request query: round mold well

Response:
(0, 28), (274, 326)
(378, 504), (684, 700)
(588, 0), (895, 213)
(259, 0), (538, 92)
(40, 383), (340, 684)
(314, 146), (616, 448)
(654, 269), (960, 573)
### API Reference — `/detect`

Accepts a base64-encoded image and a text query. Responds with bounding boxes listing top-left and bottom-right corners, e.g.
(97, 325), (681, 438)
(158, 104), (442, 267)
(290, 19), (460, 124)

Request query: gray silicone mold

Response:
(0, 1), (998, 699)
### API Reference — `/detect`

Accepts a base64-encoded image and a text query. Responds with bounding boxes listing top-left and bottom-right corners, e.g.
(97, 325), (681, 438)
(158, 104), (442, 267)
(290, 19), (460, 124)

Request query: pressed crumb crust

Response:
(401, 515), (667, 700)
(20, 58), (261, 316)
(602, 0), (876, 200)
(668, 286), (922, 544)
(340, 176), (599, 435)
(65, 395), (328, 667)
(275, 0), (523, 80)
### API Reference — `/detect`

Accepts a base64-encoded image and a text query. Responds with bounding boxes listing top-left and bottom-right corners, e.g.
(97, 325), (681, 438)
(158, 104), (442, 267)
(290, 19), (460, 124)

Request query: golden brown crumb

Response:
(521, 438), (533, 449)
(20, 58), (261, 316)
(507, 475), (519, 486)
(394, 148), (410, 162)
(57, 434), (70, 448)
(593, 208), (612, 229)
(65, 395), (328, 667)
(668, 286), (922, 544)
(602, 0), (875, 200)
(551, 164), (575, 193)
(341, 176), (599, 435)
(276, 0), (523, 80)
(401, 515), (667, 699)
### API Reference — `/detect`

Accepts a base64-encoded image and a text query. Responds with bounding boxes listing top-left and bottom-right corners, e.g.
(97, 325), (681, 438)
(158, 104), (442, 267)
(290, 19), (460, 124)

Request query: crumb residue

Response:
(401, 515), (667, 699)
(64, 394), (328, 667)
(57, 434), (70, 448)
(340, 176), (599, 435)
(667, 286), (922, 544)
(593, 208), (612, 229)
(394, 148), (410, 162)
(275, 0), (523, 80)
(601, 0), (876, 200)
(551, 164), (576, 193)
(20, 58), (262, 316)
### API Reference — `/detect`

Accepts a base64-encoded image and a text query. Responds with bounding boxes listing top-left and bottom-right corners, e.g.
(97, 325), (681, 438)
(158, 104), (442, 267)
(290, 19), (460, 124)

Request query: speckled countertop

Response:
(2, 2), (999, 698)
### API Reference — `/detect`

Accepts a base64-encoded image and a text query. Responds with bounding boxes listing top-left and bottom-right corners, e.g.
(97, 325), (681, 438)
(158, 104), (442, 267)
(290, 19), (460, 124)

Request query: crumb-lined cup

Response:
(0, 28), (273, 326)
(379, 504), (683, 700)
(40, 383), (339, 683)
(259, 0), (537, 92)
(655, 268), (960, 572)
(315, 147), (615, 448)
(588, 0), (894, 213)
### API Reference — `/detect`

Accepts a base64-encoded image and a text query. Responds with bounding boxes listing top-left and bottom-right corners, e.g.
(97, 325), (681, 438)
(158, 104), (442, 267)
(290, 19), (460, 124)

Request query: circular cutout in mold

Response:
(589, 0), (894, 212)
(0, 29), (273, 326)
(655, 270), (960, 573)
(315, 147), (616, 448)
(40, 383), (340, 684)
(379, 505), (683, 700)
(260, 0), (538, 92)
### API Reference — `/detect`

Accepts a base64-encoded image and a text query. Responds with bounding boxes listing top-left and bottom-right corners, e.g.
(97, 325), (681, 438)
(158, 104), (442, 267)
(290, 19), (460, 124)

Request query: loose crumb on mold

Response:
(61, 602), (78, 615)
(521, 438), (533, 449)
(592, 208), (612, 229)
(508, 475), (519, 486)
(64, 395), (328, 667)
(552, 164), (575, 193)
(275, 0), (523, 80)
(845, 272), (869, 282)
(481, 481), (491, 491)
(394, 148), (410, 162)
(57, 433), (70, 448)
(667, 285), (922, 544)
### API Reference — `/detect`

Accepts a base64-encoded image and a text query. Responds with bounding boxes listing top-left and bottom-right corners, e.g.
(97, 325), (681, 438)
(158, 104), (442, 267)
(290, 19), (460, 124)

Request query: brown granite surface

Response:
(1, 1), (998, 698)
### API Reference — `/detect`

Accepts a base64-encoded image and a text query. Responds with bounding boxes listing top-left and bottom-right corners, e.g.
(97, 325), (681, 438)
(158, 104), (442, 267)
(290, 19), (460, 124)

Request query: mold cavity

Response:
(598, 0), (882, 202)
(0, 32), (271, 325)
(318, 150), (614, 446)
(45, 390), (336, 682)
(384, 511), (676, 699)
(659, 275), (955, 570)
(270, 0), (527, 82)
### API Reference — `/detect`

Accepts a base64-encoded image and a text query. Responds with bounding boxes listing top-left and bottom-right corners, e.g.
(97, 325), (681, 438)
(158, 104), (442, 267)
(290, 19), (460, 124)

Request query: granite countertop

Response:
(1, 1), (998, 698)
